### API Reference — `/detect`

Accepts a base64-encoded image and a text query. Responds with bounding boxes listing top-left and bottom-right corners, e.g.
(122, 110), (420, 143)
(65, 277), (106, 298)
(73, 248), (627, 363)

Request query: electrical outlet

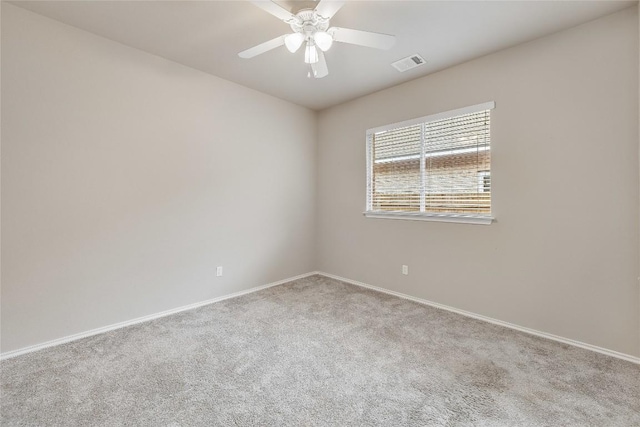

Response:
(402, 265), (409, 275)
(216, 266), (223, 277)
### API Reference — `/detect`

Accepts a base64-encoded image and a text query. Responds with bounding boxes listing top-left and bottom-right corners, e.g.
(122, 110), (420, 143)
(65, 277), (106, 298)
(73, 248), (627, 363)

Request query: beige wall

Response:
(1, 4), (316, 353)
(317, 7), (640, 357)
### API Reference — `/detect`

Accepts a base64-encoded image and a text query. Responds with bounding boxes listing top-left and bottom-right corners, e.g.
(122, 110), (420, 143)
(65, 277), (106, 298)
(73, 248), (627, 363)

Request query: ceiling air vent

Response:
(391, 54), (426, 72)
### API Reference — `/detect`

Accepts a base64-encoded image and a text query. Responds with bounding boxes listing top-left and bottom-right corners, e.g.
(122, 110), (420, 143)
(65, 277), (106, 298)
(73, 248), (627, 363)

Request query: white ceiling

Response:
(10, 0), (636, 110)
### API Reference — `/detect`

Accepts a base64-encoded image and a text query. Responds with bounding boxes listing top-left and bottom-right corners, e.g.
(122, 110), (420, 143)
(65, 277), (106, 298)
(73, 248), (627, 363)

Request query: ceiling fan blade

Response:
(314, 0), (345, 20)
(238, 35), (286, 58)
(329, 27), (396, 50)
(250, 1), (297, 23)
(312, 50), (329, 78)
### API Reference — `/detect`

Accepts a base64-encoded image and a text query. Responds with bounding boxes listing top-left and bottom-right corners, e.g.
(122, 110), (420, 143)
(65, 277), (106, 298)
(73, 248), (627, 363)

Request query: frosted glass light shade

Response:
(304, 43), (319, 64)
(313, 31), (333, 51)
(284, 33), (304, 53)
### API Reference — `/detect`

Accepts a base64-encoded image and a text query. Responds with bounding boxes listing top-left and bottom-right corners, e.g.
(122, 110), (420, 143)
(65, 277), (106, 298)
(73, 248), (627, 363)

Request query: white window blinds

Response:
(366, 102), (494, 219)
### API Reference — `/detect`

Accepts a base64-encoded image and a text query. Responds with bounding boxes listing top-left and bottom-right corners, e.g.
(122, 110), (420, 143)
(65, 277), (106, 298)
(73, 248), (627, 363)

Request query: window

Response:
(365, 102), (495, 224)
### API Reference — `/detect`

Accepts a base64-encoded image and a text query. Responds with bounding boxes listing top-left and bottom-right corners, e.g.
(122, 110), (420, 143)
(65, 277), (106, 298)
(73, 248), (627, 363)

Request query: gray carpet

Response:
(1, 275), (639, 426)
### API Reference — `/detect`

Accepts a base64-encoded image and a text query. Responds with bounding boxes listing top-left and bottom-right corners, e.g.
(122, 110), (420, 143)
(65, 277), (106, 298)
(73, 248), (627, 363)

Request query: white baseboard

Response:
(4, 270), (638, 365)
(317, 272), (640, 365)
(0, 271), (319, 361)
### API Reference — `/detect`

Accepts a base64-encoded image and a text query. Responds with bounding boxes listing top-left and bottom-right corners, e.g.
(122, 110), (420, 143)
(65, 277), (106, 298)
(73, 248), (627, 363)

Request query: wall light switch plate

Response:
(402, 265), (409, 275)
(216, 266), (223, 277)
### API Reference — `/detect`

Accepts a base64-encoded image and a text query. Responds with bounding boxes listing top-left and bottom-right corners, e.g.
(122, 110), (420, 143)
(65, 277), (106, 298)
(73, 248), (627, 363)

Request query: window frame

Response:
(364, 101), (495, 225)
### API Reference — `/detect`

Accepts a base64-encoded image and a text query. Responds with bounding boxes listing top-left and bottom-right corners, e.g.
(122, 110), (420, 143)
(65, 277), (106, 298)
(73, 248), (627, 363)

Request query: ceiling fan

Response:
(238, 1), (396, 79)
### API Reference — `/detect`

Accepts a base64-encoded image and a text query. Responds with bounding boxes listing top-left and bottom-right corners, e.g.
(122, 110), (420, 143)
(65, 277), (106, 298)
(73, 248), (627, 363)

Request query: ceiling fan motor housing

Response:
(290, 9), (330, 37)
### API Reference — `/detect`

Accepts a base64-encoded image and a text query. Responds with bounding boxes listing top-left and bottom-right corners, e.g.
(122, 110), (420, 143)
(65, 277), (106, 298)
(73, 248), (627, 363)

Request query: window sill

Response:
(363, 211), (494, 225)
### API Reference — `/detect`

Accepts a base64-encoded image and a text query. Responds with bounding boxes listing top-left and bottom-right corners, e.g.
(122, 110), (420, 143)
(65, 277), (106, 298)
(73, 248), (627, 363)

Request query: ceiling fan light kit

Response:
(313, 31), (333, 52)
(304, 42), (319, 64)
(239, 1), (396, 79)
(284, 32), (305, 53)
